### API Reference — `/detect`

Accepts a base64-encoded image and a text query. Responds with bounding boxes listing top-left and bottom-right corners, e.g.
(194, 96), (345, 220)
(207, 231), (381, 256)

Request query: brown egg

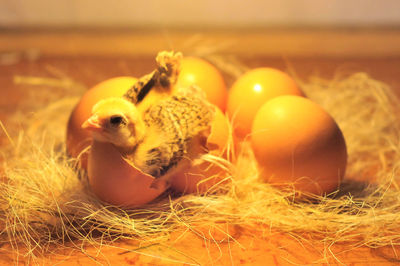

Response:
(227, 68), (304, 139)
(88, 141), (167, 207)
(170, 108), (232, 194)
(176, 57), (228, 112)
(251, 95), (347, 196)
(66, 77), (137, 169)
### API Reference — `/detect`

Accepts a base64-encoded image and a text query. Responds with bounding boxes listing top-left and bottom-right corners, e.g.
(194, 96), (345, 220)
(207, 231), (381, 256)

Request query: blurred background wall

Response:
(1, 0), (400, 28)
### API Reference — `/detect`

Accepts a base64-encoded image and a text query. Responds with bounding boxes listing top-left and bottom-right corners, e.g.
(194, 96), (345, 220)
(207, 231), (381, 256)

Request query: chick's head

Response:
(82, 97), (145, 150)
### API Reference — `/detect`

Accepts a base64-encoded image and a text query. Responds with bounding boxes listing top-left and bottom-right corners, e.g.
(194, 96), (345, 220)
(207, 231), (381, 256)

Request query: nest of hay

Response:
(1, 58), (400, 264)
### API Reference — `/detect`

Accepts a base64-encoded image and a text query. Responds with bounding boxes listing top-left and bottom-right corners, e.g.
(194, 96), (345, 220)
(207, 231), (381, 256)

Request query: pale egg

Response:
(227, 68), (304, 139)
(251, 95), (347, 196)
(66, 76), (137, 169)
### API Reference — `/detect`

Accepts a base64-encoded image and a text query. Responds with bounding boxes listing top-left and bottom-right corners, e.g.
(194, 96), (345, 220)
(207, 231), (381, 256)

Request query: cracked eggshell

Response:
(170, 108), (231, 194)
(88, 141), (167, 207)
(67, 77), (137, 169)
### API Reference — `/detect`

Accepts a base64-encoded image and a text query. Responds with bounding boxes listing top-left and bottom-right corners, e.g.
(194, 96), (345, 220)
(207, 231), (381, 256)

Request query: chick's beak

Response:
(82, 115), (102, 132)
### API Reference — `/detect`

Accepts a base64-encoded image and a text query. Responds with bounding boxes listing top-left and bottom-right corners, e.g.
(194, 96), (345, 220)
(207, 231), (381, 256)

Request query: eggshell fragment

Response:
(227, 68), (304, 139)
(251, 95), (347, 196)
(88, 141), (167, 207)
(170, 108), (231, 194)
(206, 107), (231, 157)
(66, 77), (137, 169)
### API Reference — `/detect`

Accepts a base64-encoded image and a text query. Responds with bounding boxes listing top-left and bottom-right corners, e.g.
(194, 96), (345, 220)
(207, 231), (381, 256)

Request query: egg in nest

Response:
(251, 95), (347, 196)
(227, 67), (304, 139)
(176, 56), (228, 112)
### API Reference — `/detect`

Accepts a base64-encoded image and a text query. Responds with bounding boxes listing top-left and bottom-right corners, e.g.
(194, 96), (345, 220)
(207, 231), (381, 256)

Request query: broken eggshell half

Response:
(87, 140), (167, 207)
(170, 108), (232, 194)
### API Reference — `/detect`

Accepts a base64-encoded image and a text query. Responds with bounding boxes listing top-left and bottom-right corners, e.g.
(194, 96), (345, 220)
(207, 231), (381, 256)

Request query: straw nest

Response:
(1, 57), (400, 264)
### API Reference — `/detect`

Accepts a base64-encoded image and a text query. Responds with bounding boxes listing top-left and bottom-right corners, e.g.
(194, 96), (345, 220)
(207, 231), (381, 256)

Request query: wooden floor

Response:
(1, 28), (400, 265)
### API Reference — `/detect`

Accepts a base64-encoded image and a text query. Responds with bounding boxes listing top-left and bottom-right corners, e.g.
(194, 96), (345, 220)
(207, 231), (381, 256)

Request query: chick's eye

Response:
(109, 116), (124, 126)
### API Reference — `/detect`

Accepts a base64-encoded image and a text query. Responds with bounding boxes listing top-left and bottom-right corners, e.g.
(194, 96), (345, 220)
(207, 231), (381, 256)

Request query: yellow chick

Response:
(82, 94), (215, 187)
(81, 97), (146, 153)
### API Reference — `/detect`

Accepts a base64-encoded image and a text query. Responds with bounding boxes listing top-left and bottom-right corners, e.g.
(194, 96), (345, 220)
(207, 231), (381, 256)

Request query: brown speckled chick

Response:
(131, 94), (214, 178)
(82, 51), (215, 188)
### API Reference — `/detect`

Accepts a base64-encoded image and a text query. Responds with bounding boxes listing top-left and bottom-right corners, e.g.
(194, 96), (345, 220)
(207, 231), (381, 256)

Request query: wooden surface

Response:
(1, 28), (400, 265)
(2, 28), (400, 57)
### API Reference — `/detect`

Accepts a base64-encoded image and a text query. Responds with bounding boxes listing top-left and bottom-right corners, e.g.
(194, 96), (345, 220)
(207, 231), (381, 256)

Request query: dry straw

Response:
(1, 62), (400, 264)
